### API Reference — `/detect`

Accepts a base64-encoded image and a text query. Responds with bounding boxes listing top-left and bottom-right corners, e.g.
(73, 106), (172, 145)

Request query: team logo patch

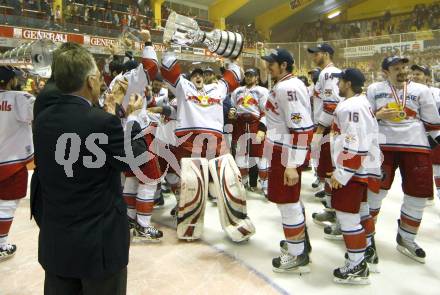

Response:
(291, 113), (302, 123)
(324, 89), (333, 97)
(344, 134), (357, 144)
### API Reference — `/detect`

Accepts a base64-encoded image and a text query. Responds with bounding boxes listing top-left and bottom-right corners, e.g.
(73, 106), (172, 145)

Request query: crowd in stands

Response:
(0, 0), (259, 47)
(0, 0), (157, 33)
(227, 23), (265, 47)
(292, 3), (440, 42)
(61, 0), (156, 30)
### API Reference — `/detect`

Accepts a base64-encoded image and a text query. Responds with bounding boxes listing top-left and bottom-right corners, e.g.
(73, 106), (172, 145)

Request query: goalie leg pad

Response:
(177, 158), (209, 241)
(209, 154), (256, 242)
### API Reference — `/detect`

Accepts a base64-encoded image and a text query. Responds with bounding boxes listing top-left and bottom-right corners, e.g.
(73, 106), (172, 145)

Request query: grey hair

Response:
(53, 46), (98, 93)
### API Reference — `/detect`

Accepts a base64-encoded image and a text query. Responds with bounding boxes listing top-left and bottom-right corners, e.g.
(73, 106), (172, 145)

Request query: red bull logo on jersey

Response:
(187, 95), (221, 107)
(0, 101), (12, 112)
(237, 95), (258, 108)
(265, 100), (279, 115)
(291, 113), (302, 123)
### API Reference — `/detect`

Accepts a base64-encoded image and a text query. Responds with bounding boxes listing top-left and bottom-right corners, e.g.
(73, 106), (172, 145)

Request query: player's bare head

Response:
(382, 56), (409, 84)
(261, 49), (294, 80)
(333, 68), (365, 98)
(307, 43), (334, 68)
(410, 65), (430, 84)
(244, 68), (258, 87)
(190, 68), (204, 90)
(152, 75), (163, 93)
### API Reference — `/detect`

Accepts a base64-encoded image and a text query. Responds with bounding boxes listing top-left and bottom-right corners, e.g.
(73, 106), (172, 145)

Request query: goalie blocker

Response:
(177, 154), (255, 242)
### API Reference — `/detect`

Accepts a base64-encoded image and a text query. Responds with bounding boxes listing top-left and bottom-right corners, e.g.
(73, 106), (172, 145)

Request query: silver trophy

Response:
(0, 39), (57, 78)
(163, 12), (243, 59)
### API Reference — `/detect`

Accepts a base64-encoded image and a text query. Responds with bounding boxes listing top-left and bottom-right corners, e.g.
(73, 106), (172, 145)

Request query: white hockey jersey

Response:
(230, 85), (268, 125)
(155, 98), (178, 146)
(0, 90), (35, 181)
(331, 94), (382, 186)
(108, 45), (159, 110)
(264, 74), (314, 168)
(367, 80), (440, 153)
(314, 63), (342, 127)
(430, 86), (440, 108)
(146, 87), (169, 124)
(160, 52), (241, 139)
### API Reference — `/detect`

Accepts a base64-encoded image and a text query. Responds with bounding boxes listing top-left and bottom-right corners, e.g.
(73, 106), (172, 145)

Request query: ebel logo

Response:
(0, 101), (12, 111)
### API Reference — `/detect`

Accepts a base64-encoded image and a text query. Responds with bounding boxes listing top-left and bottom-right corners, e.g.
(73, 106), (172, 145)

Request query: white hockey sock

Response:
(399, 194), (426, 241)
(433, 165), (440, 200)
(359, 202), (374, 247)
(368, 189), (388, 221)
(336, 210), (366, 265)
(136, 183), (157, 228)
(0, 200), (20, 248)
(277, 203), (305, 256)
(123, 177), (138, 220)
(257, 157), (268, 195)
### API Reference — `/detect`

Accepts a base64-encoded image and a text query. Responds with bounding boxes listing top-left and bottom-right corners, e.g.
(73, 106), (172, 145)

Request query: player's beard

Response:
(396, 73), (408, 83)
(316, 56), (325, 68)
(338, 87), (347, 98)
(246, 80), (256, 88)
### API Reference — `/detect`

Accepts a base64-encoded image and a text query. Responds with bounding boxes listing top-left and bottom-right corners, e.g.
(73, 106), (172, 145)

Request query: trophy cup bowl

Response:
(0, 39), (57, 78)
(163, 11), (243, 59)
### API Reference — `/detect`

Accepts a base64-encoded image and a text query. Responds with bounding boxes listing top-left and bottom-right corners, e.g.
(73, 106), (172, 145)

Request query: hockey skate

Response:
(272, 252), (310, 274)
(345, 245), (379, 273)
(161, 180), (171, 194)
(311, 177), (322, 189)
(312, 210), (336, 226)
(128, 217), (137, 230)
(334, 259), (370, 285)
(324, 223), (343, 240)
(153, 192), (165, 209)
(396, 233), (426, 264)
(132, 223), (163, 243)
(170, 205), (177, 217)
(0, 244), (17, 262)
(365, 245), (379, 273)
(314, 189), (326, 199)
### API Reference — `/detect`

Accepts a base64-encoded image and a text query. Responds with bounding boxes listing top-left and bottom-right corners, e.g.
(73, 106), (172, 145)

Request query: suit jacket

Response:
(33, 94), (146, 279)
(31, 79), (60, 225)
(33, 78), (60, 120)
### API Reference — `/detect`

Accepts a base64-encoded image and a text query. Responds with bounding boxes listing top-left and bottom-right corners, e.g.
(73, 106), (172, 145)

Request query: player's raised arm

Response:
(140, 30), (159, 82)
(160, 51), (183, 96)
(218, 59), (242, 99)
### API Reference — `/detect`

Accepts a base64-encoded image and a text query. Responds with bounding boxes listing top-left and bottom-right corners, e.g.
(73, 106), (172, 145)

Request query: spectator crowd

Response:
(291, 3), (440, 42)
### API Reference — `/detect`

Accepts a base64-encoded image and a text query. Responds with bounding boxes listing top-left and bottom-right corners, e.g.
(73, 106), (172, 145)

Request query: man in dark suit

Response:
(33, 44), (148, 294)
(31, 43), (82, 227)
